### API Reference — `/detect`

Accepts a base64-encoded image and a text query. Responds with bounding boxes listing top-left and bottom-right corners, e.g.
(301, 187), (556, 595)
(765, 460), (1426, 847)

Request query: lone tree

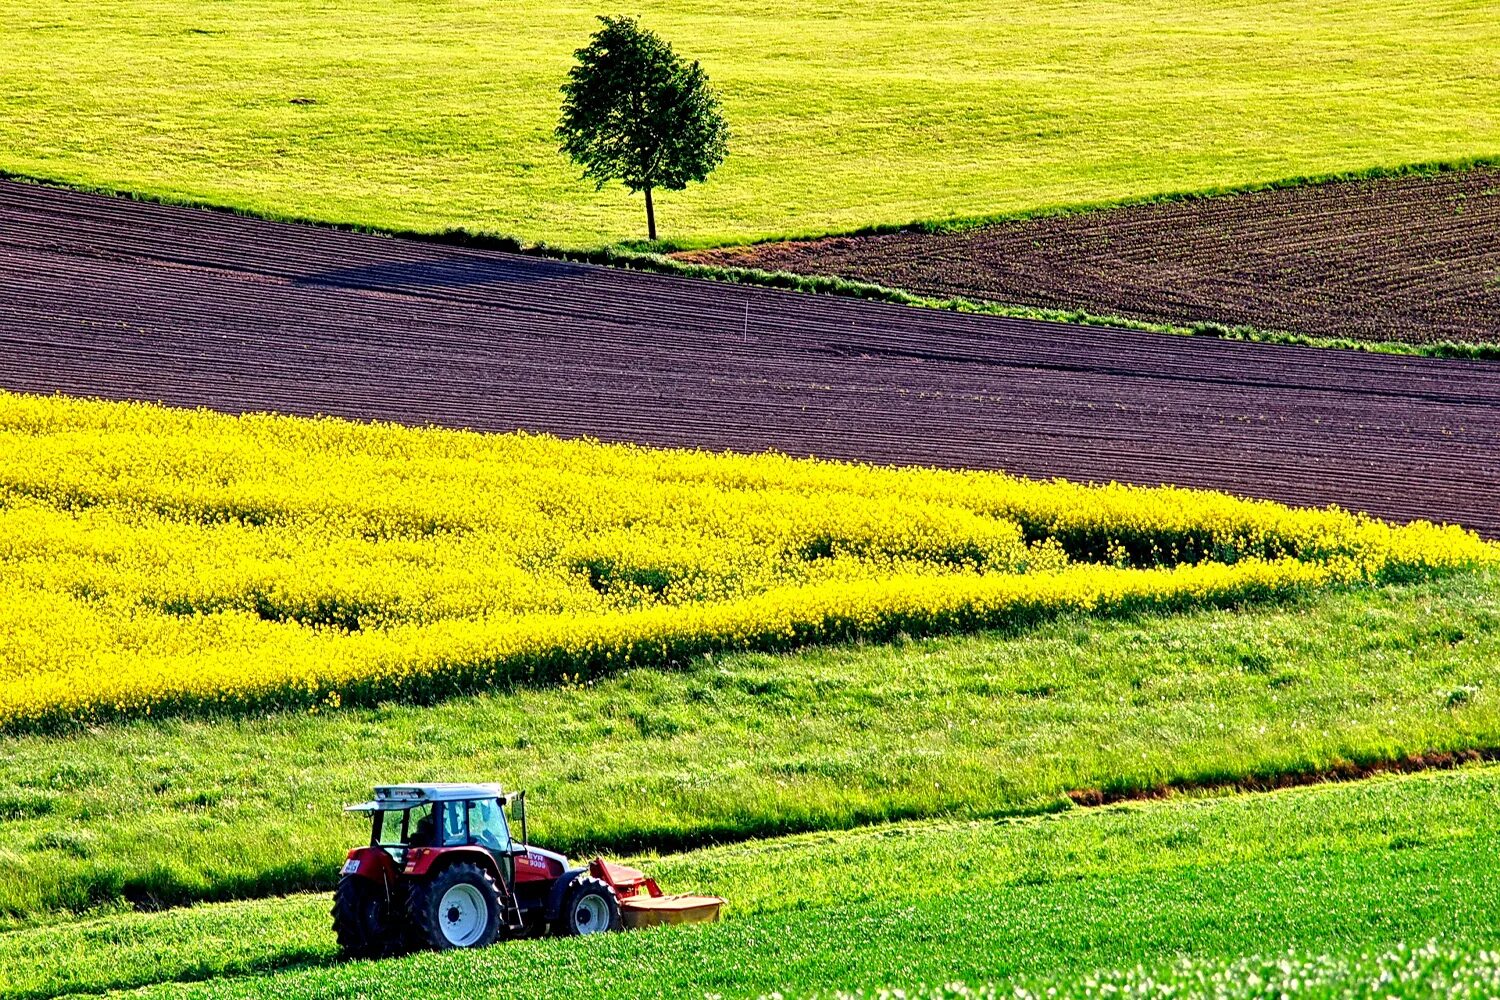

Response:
(558, 16), (729, 241)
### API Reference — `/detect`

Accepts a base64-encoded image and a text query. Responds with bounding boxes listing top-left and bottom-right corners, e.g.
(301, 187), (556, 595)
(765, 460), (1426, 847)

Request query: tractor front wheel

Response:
(406, 862), (504, 951)
(331, 875), (404, 959)
(555, 875), (621, 936)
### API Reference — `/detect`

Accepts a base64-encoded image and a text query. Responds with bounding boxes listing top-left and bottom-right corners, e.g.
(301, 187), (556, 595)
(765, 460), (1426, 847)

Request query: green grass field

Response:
(5, 570), (1497, 928)
(7, 4), (1500, 994)
(3, 0), (1497, 247)
(7, 764), (1500, 1000)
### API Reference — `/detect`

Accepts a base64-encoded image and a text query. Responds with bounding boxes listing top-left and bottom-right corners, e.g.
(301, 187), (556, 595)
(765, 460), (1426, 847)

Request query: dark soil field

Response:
(2, 180), (1499, 535)
(680, 169), (1500, 345)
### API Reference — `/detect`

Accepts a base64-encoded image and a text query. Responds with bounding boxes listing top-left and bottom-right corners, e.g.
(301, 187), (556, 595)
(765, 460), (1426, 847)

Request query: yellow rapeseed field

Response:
(0, 391), (1492, 730)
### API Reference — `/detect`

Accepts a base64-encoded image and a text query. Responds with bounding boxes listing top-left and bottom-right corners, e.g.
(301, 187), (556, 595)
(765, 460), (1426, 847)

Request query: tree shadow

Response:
(293, 253), (583, 293)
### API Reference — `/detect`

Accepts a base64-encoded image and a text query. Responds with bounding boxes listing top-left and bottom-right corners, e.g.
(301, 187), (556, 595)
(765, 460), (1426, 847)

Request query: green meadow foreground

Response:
(2, 0), (1496, 245)
(7, 765), (1500, 1000)
(5, 570), (1498, 927)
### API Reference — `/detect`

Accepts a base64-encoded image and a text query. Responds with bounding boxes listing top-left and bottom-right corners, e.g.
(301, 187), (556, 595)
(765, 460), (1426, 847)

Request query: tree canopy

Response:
(557, 16), (729, 240)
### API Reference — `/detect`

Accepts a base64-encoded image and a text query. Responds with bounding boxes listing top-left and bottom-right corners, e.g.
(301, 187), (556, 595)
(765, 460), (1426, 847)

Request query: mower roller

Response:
(332, 783), (724, 957)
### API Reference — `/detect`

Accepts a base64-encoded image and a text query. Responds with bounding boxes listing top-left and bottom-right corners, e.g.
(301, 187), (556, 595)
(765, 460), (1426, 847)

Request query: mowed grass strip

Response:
(4, 570), (1497, 925)
(8, 765), (1500, 1000)
(2, 0), (1497, 246)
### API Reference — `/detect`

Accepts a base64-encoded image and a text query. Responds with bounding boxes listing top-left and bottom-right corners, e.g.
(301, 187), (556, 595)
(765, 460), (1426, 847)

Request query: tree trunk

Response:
(644, 185), (656, 241)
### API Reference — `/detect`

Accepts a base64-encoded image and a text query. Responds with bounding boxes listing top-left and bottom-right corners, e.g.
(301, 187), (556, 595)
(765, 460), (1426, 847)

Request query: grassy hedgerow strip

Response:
(0, 391), (1493, 730)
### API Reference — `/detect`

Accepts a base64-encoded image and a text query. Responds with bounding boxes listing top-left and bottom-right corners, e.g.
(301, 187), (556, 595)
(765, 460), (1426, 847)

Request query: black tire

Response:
(554, 875), (621, 936)
(405, 862), (504, 951)
(331, 875), (405, 959)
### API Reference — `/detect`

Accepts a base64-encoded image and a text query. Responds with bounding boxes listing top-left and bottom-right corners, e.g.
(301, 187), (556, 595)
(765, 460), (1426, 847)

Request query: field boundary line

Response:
(550, 247), (1500, 362)
(1068, 747), (1500, 807)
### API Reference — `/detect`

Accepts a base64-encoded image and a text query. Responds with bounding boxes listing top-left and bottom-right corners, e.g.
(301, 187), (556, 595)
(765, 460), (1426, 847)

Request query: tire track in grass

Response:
(1066, 746), (1500, 806)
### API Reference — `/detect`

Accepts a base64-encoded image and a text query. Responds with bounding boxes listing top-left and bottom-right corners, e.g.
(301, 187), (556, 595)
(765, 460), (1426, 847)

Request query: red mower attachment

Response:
(589, 858), (725, 929)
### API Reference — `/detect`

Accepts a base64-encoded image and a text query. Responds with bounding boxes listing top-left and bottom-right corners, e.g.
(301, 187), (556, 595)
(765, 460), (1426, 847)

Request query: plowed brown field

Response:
(2, 180), (1498, 536)
(680, 169), (1500, 345)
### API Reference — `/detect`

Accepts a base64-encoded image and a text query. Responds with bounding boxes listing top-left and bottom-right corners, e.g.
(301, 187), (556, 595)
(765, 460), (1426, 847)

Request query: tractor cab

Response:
(346, 783), (527, 881)
(336, 782), (605, 955)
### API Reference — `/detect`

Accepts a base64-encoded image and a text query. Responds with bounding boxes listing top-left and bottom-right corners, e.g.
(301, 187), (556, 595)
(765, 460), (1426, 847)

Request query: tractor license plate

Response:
(341, 859), (360, 875)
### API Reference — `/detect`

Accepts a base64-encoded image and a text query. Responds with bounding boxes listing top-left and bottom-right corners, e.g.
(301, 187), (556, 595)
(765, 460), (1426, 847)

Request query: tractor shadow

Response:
(93, 946), (341, 997)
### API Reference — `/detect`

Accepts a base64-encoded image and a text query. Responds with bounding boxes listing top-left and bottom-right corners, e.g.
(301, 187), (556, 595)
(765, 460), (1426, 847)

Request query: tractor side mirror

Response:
(514, 790), (528, 850)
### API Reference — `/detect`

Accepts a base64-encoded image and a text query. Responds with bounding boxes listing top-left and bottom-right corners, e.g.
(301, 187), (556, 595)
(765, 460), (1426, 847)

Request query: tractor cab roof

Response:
(344, 782), (512, 813)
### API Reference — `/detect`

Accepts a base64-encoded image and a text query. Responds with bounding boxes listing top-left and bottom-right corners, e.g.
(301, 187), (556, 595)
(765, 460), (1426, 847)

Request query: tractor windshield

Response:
(430, 798), (512, 853)
(468, 798), (512, 853)
(363, 798), (510, 856)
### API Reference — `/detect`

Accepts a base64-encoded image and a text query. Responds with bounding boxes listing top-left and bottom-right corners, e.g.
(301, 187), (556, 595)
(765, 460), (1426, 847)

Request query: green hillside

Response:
(6, 570), (1497, 926)
(2, 0), (1496, 246)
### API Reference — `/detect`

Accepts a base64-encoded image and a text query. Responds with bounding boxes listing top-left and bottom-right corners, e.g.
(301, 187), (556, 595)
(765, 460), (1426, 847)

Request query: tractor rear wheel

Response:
(331, 875), (404, 959)
(554, 875), (621, 936)
(406, 862), (504, 951)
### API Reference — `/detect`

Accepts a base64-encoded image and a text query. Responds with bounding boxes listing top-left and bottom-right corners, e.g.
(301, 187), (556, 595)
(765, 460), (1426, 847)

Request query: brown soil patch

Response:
(680, 169), (1500, 345)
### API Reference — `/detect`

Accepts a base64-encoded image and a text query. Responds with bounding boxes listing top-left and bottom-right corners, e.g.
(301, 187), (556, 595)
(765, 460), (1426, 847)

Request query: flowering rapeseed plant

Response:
(0, 391), (1491, 729)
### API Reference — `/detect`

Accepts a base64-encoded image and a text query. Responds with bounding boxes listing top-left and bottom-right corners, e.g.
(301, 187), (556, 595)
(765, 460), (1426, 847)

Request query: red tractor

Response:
(333, 783), (722, 956)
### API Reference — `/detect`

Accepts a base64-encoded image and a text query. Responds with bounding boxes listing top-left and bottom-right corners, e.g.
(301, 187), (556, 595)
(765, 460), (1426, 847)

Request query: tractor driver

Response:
(469, 799), (506, 853)
(408, 808), (436, 847)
